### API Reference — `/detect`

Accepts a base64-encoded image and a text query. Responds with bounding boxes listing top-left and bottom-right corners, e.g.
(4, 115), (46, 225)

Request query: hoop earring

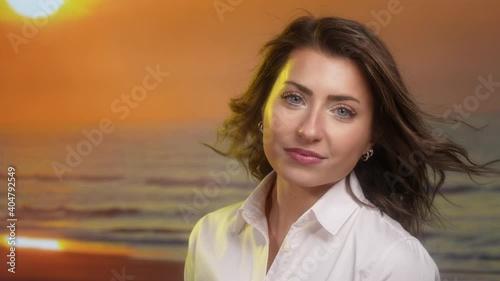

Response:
(258, 121), (263, 133)
(361, 149), (374, 161)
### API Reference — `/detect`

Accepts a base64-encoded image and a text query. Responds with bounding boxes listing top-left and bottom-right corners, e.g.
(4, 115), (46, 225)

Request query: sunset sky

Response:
(1, 0), (499, 132)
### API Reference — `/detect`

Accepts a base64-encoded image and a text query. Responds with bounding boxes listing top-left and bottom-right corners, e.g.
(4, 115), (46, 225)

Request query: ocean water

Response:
(1, 114), (499, 280)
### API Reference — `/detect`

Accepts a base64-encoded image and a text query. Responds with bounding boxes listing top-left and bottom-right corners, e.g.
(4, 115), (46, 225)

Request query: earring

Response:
(258, 121), (263, 133)
(361, 149), (374, 161)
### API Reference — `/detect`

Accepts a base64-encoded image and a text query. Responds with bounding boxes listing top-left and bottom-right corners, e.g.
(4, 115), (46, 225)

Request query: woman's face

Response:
(262, 48), (374, 188)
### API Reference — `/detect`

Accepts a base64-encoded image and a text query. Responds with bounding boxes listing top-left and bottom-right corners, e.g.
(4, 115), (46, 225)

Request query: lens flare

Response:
(4, 236), (62, 251)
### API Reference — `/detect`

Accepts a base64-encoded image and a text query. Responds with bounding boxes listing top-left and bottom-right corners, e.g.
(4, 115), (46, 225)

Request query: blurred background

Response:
(1, 0), (499, 280)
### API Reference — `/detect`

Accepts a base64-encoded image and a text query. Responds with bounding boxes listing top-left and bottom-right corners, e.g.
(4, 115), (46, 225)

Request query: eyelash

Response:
(280, 92), (357, 119)
(334, 105), (356, 119)
(281, 92), (304, 106)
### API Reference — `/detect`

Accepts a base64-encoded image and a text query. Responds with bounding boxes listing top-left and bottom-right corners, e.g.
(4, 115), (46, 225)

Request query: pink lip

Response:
(285, 148), (326, 165)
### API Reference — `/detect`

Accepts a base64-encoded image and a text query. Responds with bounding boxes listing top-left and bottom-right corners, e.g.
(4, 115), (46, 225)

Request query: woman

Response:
(184, 15), (498, 281)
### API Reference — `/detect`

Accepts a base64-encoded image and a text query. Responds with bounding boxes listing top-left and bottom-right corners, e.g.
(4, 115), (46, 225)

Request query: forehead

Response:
(274, 48), (372, 103)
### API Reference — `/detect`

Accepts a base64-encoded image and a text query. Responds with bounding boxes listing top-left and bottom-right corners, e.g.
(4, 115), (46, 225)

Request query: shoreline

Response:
(0, 246), (184, 281)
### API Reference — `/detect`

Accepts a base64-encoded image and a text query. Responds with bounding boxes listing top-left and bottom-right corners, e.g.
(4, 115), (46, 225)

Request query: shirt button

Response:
(283, 243), (290, 252)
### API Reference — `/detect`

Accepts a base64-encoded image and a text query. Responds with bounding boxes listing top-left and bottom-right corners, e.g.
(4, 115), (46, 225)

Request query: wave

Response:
(9, 174), (124, 183)
(109, 228), (187, 234)
(439, 252), (500, 262)
(10, 206), (145, 219)
(145, 176), (253, 188)
(14, 225), (189, 246)
(62, 231), (189, 246)
(7, 173), (254, 189)
(440, 184), (500, 194)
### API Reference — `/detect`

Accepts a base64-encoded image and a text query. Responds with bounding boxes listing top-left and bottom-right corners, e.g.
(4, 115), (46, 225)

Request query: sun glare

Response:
(7, 0), (64, 19)
(4, 236), (62, 251)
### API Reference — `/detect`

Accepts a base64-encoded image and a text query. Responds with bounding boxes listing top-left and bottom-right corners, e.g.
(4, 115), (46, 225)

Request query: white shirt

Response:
(184, 170), (440, 281)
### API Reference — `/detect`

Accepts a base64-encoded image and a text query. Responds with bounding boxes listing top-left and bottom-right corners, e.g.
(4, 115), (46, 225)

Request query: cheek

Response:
(328, 124), (371, 155)
(266, 102), (296, 137)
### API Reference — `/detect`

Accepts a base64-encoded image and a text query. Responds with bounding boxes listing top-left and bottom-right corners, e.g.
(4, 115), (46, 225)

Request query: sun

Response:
(7, 0), (64, 19)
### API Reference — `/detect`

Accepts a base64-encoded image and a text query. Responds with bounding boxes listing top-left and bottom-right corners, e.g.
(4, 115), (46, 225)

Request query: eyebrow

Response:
(284, 80), (360, 103)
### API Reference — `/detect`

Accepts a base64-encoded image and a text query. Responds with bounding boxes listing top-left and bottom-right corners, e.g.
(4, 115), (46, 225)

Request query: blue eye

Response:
(334, 106), (356, 119)
(281, 92), (304, 105)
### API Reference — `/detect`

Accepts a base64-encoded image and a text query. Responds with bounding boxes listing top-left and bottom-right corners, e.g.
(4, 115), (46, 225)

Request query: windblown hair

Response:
(204, 15), (499, 237)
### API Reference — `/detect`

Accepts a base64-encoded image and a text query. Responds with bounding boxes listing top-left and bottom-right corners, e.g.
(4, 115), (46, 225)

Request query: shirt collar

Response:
(232, 170), (369, 236)
(310, 171), (369, 235)
(232, 171), (276, 234)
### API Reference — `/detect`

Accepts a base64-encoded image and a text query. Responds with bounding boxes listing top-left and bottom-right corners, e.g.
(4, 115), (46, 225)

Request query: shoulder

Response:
(185, 201), (244, 279)
(354, 207), (440, 280)
(366, 237), (440, 281)
(188, 200), (244, 241)
(355, 205), (413, 244)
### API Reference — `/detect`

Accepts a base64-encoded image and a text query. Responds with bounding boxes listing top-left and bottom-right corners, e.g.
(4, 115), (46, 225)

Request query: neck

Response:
(265, 174), (334, 238)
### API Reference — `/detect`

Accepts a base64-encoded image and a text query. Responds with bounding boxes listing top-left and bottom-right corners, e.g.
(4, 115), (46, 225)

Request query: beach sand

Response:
(0, 246), (184, 281)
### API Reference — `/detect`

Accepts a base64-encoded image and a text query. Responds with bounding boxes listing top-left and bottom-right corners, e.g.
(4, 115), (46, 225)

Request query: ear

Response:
(366, 126), (378, 153)
(365, 140), (375, 153)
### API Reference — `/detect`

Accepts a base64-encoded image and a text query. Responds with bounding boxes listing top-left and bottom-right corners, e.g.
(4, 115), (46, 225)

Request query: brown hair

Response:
(204, 15), (499, 237)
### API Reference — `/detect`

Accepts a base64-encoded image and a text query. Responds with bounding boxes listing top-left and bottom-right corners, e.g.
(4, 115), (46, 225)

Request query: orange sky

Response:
(1, 0), (499, 131)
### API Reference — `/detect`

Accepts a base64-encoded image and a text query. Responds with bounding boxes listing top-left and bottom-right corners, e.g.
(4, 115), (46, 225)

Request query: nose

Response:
(297, 109), (324, 142)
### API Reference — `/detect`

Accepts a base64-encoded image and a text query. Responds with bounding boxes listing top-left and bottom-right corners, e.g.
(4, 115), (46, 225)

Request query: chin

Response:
(276, 165), (329, 188)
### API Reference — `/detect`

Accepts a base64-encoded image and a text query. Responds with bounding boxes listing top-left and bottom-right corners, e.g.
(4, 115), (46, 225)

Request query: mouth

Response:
(284, 148), (326, 165)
